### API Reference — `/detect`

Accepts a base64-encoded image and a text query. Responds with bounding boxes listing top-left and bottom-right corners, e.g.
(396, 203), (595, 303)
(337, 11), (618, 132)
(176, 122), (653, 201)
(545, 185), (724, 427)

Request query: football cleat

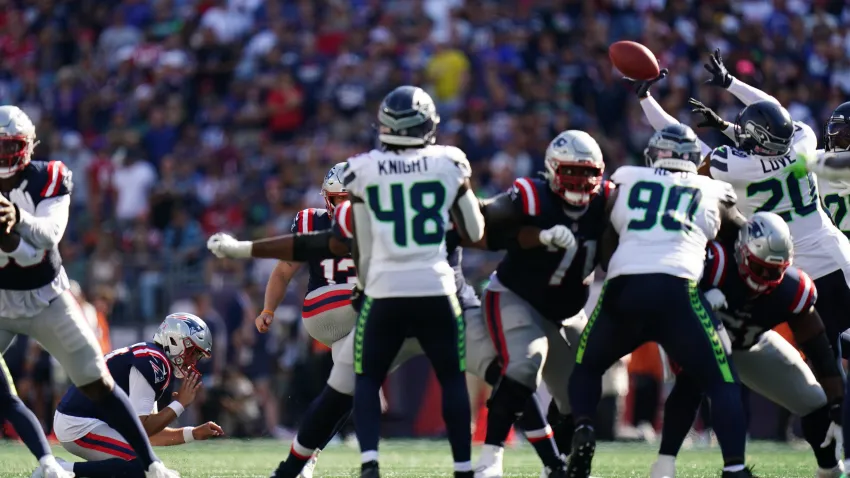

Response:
(565, 425), (595, 478)
(649, 458), (676, 478)
(721, 467), (758, 478)
(298, 453), (318, 478)
(360, 461), (380, 478)
(473, 444), (504, 478)
(145, 461), (181, 478)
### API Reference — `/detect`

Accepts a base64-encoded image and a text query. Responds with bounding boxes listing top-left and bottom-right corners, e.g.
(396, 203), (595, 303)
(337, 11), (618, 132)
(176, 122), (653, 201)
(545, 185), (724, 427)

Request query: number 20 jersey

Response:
(343, 145), (470, 298)
(608, 166), (735, 281)
(708, 123), (850, 279)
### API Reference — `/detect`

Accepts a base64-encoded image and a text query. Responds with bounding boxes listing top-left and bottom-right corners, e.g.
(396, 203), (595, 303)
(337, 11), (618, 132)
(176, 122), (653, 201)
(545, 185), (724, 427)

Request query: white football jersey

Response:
(608, 166), (736, 281)
(708, 123), (850, 279)
(817, 150), (850, 235)
(343, 145), (470, 298)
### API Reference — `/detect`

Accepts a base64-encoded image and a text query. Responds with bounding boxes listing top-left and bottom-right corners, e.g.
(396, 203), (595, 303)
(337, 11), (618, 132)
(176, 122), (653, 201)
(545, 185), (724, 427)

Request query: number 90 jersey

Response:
(608, 166), (736, 281)
(343, 145), (470, 298)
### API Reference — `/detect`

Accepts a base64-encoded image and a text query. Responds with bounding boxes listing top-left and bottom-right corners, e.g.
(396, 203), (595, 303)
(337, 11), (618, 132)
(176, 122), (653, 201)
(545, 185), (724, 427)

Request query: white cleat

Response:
(474, 444), (504, 478)
(298, 453), (319, 478)
(649, 458), (676, 478)
(31, 456), (74, 478)
(815, 465), (842, 478)
(145, 461), (181, 478)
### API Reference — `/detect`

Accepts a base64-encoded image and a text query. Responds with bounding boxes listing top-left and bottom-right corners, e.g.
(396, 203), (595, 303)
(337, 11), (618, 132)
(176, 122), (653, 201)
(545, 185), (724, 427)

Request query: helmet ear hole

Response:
(170, 337), (178, 346)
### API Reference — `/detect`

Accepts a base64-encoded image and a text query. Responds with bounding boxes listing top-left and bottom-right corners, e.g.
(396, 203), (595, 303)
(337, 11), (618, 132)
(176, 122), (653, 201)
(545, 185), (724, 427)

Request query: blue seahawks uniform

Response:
(494, 177), (610, 322)
(57, 342), (172, 420)
(291, 208), (357, 293)
(0, 161), (71, 291)
(701, 240), (817, 350)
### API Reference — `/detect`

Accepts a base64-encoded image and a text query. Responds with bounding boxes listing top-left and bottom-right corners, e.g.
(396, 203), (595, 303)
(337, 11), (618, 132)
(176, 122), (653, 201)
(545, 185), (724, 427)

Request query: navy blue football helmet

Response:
(644, 124), (702, 173)
(377, 86), (440, 148)
(825, 101), (850, 152)
(734, 101), (794, 156)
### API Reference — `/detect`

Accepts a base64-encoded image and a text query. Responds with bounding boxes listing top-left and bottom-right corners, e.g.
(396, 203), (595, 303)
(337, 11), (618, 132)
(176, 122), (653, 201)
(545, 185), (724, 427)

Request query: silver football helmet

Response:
(0, 105), (36, 178)
(734, 212), (793, 293)
(321, 162), (349, 213)
(544, 130), (605, 207)
(153, 313), (212, 379)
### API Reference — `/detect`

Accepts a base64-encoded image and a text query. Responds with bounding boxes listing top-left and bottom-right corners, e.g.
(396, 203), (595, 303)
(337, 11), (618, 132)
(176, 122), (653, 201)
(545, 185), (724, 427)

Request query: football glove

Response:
(350, 284), (365, 313)
(704, 288), (728, 311)
(704, 49), (734, 88)
(821, 402), (843, 458)
(539, 225), (576, 250)
(688, 98), (729, 131)
(206, 232), (252, 259)
(624, 68), (668, 99)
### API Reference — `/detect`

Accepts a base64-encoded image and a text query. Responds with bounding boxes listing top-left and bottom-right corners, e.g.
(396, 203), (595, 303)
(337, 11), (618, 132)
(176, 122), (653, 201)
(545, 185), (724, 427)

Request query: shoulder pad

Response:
(609, 165), (641, 185)
(511, 177), (543, 217)
(292, 208), (322, 233)
(791, 122), (818, 154)
(438, 145), (472, 177)
(785, 268), (817, 314)
(704, 241), (730, 288)
(28, 161), (73, 198)
(129, 344), (172, 391)
(333, 200), (354, 239)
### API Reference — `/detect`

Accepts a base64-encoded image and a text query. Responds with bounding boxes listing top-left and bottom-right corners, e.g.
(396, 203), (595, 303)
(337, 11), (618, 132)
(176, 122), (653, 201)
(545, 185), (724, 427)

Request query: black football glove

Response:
(688, 98), (730, 131)
(624, 68), (668, 99)
(704, 49), (734, 88)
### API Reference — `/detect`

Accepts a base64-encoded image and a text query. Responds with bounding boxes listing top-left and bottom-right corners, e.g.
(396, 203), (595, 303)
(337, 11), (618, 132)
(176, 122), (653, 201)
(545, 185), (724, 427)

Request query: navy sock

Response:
(354, 374), (383, 457)
(567, 364), (602, 425)
(0, 394), (50, 460)
(658, 375), (702, 457)
(95, 387), (158, 468)
(73, 458), (145, 477)
(547, 400), (573, 458)
(439, 371), (472, 464)
(802, 405), (838, 469)
(517, 395), (562, 468)
(705, 382), (747, 467)
(844, 376), (850, 460)
(485, 377), (532, 447)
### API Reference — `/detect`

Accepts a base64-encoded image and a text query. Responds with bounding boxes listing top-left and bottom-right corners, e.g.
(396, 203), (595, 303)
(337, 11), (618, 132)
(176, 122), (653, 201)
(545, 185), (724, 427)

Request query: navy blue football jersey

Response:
(701, 240), (817, 350)
(57, 342), (172, 419)
(291, 208), (357, 293)
(0, 161), (71, 290)
(494, 177), (611, 322)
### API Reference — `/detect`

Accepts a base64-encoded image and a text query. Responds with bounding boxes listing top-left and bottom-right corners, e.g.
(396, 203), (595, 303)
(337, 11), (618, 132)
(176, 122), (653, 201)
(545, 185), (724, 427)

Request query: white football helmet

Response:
(0, 105), (36, 178)
(735, 212), (793, 293)
(544, 130), (604, 207)
(321, 162), (349, 213)
(153, 313), (212, 379)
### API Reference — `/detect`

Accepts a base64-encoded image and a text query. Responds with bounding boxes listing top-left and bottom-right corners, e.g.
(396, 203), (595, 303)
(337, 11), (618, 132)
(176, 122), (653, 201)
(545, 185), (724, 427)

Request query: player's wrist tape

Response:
(167, 401), (185, 417)
(183, 427), (195, 443)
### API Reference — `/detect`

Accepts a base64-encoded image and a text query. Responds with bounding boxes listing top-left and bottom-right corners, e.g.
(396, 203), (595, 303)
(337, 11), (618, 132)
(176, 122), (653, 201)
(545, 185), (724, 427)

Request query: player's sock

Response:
(802, 405), (839, 469)
(0, 395), (51, 460)
(658, 374), (702, 457)
(844, 376), (850, 461)
(547, 400), (573, 457)
(705, 382), (747, 469)
(72, 458), (145, 477)
(567, 363), (602, 425)
(439, 371), (472, 467)
(275, 386), (353, 478)
(516, 395), (562, 468)
(485, 376), (533, 447)
(95, 386), (158, 468)
(354, 375), (383, 461)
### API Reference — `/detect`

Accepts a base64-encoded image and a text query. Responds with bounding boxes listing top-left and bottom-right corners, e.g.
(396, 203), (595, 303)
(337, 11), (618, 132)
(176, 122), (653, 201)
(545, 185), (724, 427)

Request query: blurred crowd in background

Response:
(1, 0), (848, 440)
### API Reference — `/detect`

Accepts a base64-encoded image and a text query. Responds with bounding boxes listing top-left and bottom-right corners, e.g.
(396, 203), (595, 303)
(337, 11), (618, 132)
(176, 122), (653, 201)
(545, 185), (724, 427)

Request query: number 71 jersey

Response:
(343, 145), (470, 298)
(608, 166), (736, 281)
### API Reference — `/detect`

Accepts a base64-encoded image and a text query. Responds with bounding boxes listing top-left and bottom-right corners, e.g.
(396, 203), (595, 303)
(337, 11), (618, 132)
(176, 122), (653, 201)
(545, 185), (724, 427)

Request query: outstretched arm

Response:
(451, 178), (486, 244)
(726, 77), (779, 107)
(207, 230), (349, 262)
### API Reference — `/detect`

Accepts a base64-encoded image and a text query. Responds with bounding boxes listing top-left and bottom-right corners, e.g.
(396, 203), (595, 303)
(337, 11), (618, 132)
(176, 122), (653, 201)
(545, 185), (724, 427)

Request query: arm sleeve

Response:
(727, 77), (779, 106)
(128, 367), (158, 416)
(15, 195), (71, 250)
(351, 201), (373, 290)
(453, 188), (485, 243)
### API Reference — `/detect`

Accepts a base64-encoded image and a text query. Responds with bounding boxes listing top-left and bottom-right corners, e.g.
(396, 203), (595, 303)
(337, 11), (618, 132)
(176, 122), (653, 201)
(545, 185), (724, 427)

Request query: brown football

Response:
(608, 41), (660, 81)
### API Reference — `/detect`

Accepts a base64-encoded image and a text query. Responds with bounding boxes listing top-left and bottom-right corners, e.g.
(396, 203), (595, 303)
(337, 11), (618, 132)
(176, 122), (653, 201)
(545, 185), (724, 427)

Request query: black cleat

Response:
(565, 425), (596, 478)
(454, 471), (474, 478)
(545, 464), (569, 478)
(722, 466), (758, 478)
(360, 460), (380, 478)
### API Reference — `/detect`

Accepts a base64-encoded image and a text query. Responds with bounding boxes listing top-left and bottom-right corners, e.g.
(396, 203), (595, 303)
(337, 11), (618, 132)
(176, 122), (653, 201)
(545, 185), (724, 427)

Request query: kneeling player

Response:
(650, 213), (844, 478)
(52, 314), (224, 477)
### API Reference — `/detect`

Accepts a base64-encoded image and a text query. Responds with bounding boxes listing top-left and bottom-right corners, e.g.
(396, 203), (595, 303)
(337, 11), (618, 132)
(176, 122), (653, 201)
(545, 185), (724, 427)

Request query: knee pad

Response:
(504, 355), (544, 390)
(488, 376), (535, 419)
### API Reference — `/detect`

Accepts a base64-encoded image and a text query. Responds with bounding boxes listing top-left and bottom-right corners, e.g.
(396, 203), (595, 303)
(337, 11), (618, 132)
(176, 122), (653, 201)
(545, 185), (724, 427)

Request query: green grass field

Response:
(0, 439), (819, 477)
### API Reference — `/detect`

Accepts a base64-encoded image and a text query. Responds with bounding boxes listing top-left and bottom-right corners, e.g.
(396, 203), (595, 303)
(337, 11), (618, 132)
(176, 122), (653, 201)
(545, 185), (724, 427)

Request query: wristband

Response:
(261, 309), (275, 316)
(167, 401), (185, 417)
(183, 426), (195, 443)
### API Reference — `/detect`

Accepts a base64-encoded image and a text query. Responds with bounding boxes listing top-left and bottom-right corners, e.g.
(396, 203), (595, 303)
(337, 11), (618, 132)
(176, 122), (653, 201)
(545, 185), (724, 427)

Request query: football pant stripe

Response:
(483, 290), (509, 375)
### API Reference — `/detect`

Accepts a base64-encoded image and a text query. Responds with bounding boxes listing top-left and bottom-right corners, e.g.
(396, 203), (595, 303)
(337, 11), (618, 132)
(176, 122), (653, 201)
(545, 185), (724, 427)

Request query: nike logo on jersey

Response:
(378, 158), (428, 175)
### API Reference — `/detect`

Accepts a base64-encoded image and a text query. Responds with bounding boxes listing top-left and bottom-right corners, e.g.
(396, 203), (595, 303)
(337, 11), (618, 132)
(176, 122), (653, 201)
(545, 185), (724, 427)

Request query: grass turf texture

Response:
(0, 439), (817, 477)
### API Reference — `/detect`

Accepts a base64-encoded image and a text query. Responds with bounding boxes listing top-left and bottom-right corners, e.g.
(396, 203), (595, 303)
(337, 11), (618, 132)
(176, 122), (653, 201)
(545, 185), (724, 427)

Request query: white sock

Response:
(39, 455), (58, 467)
(481, 444), (503, 456)
(843, 459), (850, 471)
(291, 438), (314, 460)
(723, 464), (745, 472)
(454, 461), (472, 472)
(656, 454), (676, 466)
(361, 450), (379, 464)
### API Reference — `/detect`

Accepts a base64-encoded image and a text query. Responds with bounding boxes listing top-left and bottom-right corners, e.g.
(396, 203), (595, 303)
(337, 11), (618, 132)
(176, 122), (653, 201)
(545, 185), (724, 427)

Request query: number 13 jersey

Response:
(343, 145), (471, 298)
(608, 166), (736, 281)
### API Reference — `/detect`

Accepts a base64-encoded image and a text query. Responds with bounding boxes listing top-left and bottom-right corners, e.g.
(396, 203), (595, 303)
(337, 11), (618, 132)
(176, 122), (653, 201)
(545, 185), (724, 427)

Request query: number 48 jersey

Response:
(342, 145), (470, 298)
(608, 166), (736, 281)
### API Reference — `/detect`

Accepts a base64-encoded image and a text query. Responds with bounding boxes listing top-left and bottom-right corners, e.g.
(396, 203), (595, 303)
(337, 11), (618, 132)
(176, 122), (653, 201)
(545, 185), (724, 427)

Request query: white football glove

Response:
(704, 288), (728, 311)
(538, 225), (576, 250)
(821, 404), (843, 461)
(206, 232), (252, 259)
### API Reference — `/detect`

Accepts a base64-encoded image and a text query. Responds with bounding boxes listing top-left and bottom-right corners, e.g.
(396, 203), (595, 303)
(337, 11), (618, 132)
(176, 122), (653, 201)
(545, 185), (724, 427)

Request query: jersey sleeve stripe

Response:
(707, 242), (727, 287)
(514, 178), (539, 216)
(791, 272), (816, 314)
(336, 201), (354, 238)
(710, 158), (728, 172)
(603, 180), (613, 200)
(297, 209), (313, 233)
(41, 160), (62, 197)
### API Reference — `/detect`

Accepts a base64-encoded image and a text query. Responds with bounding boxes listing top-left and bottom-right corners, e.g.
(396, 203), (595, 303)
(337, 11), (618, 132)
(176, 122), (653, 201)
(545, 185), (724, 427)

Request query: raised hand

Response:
(704, 49), (733, 88)
(688, 98), (729, 131)
(624, 68), (669, 99)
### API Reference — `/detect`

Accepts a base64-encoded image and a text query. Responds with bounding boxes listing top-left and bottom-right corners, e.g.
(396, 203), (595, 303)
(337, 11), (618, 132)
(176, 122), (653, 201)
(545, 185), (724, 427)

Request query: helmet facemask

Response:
(170, 337), (211, 379)
(546, 160), (603, 207)
(0, 135), (32, 178)
(322, 191), (349, 213)
(826, 120), (850, 152)
(735, 244), (789, 294)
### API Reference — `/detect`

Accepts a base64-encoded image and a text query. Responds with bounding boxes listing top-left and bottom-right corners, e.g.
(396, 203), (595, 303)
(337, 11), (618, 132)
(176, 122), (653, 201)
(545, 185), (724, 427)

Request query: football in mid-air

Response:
(608, 41), (660, 81)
